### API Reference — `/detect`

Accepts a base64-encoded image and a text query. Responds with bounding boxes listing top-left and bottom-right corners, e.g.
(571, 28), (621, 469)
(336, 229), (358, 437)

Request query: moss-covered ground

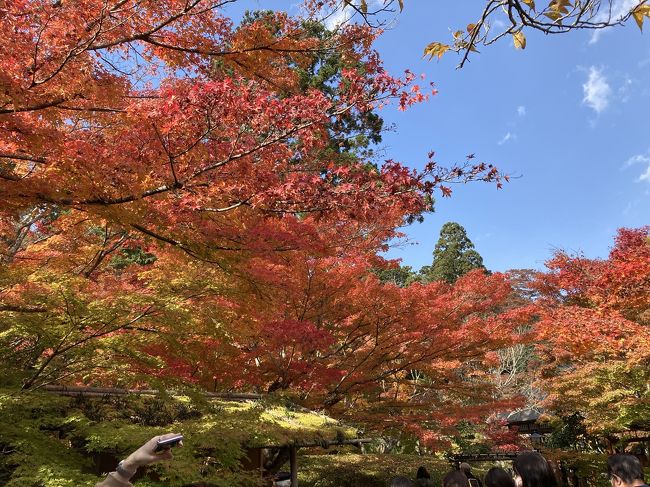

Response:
(293, 454), (461, 486)
(0, 388), (356, 487)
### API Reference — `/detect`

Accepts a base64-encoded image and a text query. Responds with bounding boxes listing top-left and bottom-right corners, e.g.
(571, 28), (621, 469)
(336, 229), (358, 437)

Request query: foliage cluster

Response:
(295, 451), (650, 487)
(0, 390), (357, 487)
(0, 0), (647, 465)
(542, 450), (650, 487)
(534, 227), (650, 435)
(420, 222), (485, 284)
(0, 0), (510, 444)
(293, 453), (455, 487)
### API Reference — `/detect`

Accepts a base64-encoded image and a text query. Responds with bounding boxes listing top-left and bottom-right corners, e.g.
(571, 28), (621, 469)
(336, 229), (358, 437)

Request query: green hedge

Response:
(3, 390), (647, 487)
(1, 388), (364, 486)
(0, 390), (261, 486)
(294, 452), (650, 487)
(294, 454), (457, 486)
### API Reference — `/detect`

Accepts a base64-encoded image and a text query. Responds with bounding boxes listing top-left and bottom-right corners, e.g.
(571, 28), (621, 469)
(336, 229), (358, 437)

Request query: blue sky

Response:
(228, 1), (650, 272)
(372, 2), (650, 272)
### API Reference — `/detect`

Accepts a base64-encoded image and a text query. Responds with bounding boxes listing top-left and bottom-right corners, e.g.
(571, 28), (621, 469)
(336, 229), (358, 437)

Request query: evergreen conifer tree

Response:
(421, 222), (485, 283)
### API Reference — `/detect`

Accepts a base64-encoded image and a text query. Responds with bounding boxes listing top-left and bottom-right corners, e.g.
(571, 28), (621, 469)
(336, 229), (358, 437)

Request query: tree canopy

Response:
(534, 227), (650, 435)
(0, 0), (511, 445)
(0, 3), (647, 476)
(420, 222), (486, 283)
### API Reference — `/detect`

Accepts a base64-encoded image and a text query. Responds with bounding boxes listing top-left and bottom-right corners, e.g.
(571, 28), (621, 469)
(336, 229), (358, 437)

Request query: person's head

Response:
(416, 466), (431, 479)
(443, 471), (470, 487)
(460, 463), (472, 475)
(607, 454), (645, 487)
(513, 451), (557, 487)
(390, 476), (415, 487)
(485, 467), (516, 487)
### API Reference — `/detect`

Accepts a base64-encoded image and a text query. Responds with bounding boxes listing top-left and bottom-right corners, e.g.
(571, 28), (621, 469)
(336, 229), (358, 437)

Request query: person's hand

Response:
(121, 433), (182, 473)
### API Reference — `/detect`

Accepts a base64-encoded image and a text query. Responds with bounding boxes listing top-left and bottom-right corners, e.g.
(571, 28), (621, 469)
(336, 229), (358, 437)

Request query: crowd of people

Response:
(95, 435), (648, 487)
(393, 452), (649, 487)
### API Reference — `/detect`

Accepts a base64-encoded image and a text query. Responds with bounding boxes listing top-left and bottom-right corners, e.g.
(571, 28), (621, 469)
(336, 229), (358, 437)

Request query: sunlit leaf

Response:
(360, 0), (368, 14)
(548, 0), (572, 14)
(632, 4), (650, 31)
(423, 41), (450, 60)
(544, 10), (563, 21)
(512, 31), (526, 49)
(522, 0), (536, 11)
(342, 0), (367, 14)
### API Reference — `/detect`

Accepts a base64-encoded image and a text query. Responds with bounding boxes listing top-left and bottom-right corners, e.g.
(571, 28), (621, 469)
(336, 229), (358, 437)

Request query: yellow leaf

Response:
(632, 4), (650, 31)
(544, 10), (563, 22)
(423, 42), (450, 60)
(513, 31), (526, 49)
(548, 0), (571, 14)
(360, 0), (368, 14)
(522, 0), (536, 10)
(452, 30), (464, 40)
(467, 23), (477, 34)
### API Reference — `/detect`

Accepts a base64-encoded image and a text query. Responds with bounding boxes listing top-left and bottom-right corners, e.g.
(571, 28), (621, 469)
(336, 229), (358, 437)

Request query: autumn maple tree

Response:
(534, 227), (650, 436)
(0, 0), (521, 446)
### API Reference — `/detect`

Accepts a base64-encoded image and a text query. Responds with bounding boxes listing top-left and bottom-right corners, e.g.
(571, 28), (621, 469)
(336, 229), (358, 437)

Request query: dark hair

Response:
(390, 476), (415, 487)
(513, 451), (557, 487)
(416, 466), (431, 479)
(443, 471), (470, 487)
(607, 454), (645, 484)
(485, 467), (515, 487)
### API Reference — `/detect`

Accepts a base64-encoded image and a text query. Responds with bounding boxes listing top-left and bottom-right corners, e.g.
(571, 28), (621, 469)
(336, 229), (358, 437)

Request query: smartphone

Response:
(154, 435), (183, 452)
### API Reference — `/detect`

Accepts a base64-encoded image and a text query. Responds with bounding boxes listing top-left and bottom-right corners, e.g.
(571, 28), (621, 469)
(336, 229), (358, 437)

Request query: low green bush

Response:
(0, 390), (261, 487)
(294, 452), (650, 487)
(294, 454), (455, 486)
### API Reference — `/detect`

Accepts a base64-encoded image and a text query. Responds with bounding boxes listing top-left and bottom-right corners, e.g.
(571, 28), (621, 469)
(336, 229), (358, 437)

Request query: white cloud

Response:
(624, 149), (650, 182)
(517, 105), (526, 116)
(624, 152), (650, 167)
(639, 166), (650, 182)
(323, 4), (353, 29)
(498, 132), (516, 145)
(582, 66), (611, 114)
(589, 0), (639, 44)
(618, 76), (634, 102)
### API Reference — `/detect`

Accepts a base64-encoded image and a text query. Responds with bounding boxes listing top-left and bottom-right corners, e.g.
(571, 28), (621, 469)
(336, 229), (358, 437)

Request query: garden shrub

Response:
(0, 390), (262, 487)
